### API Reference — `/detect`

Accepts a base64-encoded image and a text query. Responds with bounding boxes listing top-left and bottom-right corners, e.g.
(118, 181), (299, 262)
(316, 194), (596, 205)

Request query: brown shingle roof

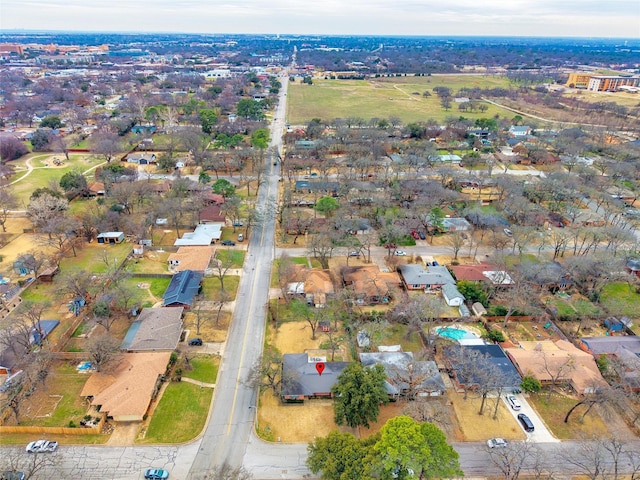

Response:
(167, 246), (214, 273)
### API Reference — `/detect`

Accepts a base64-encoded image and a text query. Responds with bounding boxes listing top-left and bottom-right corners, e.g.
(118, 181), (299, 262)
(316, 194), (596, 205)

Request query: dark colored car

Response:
(221, 240), (235, 246)
(418, 231), (426, 240)
(517, 413), (535, 432)
(188, 338), (203, 346)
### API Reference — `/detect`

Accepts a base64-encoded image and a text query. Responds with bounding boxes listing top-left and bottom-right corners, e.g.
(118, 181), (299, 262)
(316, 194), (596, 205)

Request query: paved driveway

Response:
(504, 393), (559, 443)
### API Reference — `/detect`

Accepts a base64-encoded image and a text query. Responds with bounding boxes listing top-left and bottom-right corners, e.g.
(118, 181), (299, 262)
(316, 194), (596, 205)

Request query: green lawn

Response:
(600, 282), (640, 317)
(182, 355), (219, 384)
(287, 75), (514, 124)
(117, 277), (171, 308)
(126, 251), (171, 274)
(202, 276), (240, 300)
(215, 249), (245, 268)
(59, 242), (132, 274)
(138, 382), (212, 444)
(382, 324), (424, 353)
(8, 153), (105, 205)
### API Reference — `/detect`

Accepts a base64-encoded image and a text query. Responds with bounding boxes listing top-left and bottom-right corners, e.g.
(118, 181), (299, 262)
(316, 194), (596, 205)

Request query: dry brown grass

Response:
(269, 320), (328, 354)
(448, 390), (527, 442)
(183, 311), (231, 343)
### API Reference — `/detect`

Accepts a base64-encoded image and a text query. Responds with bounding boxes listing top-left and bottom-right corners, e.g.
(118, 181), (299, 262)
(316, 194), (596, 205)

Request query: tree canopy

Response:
(212, 178), (236, 198)
(331, 362), (388, 428)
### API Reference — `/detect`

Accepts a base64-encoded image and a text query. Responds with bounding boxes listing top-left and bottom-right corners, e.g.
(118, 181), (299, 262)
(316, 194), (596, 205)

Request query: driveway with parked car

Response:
(503, 393), (558, 443)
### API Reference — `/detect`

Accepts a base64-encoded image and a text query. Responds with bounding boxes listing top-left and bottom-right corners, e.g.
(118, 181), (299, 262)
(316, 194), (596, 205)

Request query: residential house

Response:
(97, 232), (125, 244)
(445, 344), (521, 392)
(429, 154), (462, 164)
(449, 263), (514, 286)
(167, 246), (215, 273)
(121, 307), (184, 352)
(509, 126), (532, 137)
(342, 266), (401, 305)
(126, 153), (156, 165)
(626, 258), (640, 278)
(580, 336), (640, 391)
(505, 340), (607, 395)
(359, 352), (445, 397)
(80, 352), (171, 422)
(281, 353), (349, 402)
(398, 264), (455, 291)
(441, 218), (471, 232)
(162, 270), (203, 309)
(517, 261), (572, 292)
(37, 265), (59, 283)
(87, 181), (106, 196)
(442, 283), (465, 307)
(199, 205), (226, 224)
(287, 265), (335, 308)
(174, 223), (223, 246)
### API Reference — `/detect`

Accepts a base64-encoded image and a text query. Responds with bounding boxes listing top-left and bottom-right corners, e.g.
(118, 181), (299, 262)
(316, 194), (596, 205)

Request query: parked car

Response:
(188, 338), (203, 346)
(507, 395), (522, 410)
(503, 228), (513, 237)
(1, 471), (25, 480)
(394, 250), (407, 256)
(348, 251), (360, 257)
(487, 438), (508, 448)
(233, 221), (243, 227)
(411, 230), (420, 240)
(418, 231), (426, 240)
(237, 233), (244, 242)
(383, 243), (397, 249)
(144, 469), (169, 479)
(432, 260), (439, 266)
(517, 413), (535, 432)
(26, 440), (58, 453)
(221, 240), (235, 246)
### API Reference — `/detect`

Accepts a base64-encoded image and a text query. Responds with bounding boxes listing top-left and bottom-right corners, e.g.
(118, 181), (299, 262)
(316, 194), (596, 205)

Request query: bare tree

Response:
(211, 249), (236, 292)
(0, 446), (62, 479)
(537, 349), (576, 401)
(0, 188), (18, 232)
(447, 231), (466, 260)
(86, 334), (121, 372)
(486, 440), (534, 480)
(560, 437), (612, 480)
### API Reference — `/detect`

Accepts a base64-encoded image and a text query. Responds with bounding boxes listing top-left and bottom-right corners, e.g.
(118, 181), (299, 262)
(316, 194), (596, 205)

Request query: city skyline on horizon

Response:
(1, 0), (639, 40)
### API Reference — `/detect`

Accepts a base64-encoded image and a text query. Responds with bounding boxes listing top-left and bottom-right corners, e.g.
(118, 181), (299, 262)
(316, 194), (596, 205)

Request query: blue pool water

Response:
(76, 361), (93, 371)
(436, 327), (478, 341)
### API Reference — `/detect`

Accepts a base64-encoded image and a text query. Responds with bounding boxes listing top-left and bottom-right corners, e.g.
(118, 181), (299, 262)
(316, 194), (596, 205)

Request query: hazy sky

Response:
(2, 0), (639, 38)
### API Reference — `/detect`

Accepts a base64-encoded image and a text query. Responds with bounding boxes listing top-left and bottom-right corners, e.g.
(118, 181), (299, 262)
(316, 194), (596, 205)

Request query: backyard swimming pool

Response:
(436, 326), (484, 345)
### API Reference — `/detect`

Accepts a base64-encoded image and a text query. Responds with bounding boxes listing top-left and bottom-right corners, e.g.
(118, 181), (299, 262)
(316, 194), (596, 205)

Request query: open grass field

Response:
(60, 242), (132, 274)
(287, 75), (515, 124)
(138, 381), (213, 444)
(8, 153), (105, 206)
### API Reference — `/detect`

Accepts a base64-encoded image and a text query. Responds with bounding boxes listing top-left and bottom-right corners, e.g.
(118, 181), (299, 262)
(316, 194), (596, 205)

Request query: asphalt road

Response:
(186, 74), (289, 479)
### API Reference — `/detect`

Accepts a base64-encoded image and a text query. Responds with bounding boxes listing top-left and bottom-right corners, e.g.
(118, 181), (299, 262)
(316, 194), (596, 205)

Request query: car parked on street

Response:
(507, 395), (521, 410)
(394, 250), (407, 256)
(188, 338), (203, 346)
(487, 438), (508, 448)
(144, 469), (169, 479)
(221, 240), (235, 246)
(26, 440), (58, 453)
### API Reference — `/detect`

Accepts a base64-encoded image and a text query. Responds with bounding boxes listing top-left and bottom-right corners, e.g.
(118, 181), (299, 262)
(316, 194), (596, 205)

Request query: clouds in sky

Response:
(2, 0), (639, 37)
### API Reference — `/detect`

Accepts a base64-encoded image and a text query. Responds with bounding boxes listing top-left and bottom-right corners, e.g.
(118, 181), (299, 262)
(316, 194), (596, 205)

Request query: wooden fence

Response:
(0, 415), (105, 435)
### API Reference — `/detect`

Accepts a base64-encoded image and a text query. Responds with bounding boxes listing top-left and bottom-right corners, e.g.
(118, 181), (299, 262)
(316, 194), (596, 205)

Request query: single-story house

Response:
(429, 154), (462, 163)
(442, 283), (465, 307)
(287, 265), (335, 308)
(441, 218), (471, 232)
(281, 353), (349, 402)
(449, 263), (514, 286)
(445, 344), (522, 392)
(199, 205), (226, 224)
(167, 246), (215, 273)
(87, 181), (106, 196)
(126, 153), (156, 165)
(81, 352), (170, 422)
(359, 352), (445, 397)
(516, 261), (572, 291)
(580, 336), (640, 391)
(162, 270), (203, 309)
(626, 258), (640, 278)
(174, 223), (223, 246)
(505, 340), (607, 395)
(13, 255), (35, 275)
(121, 307), (184, 352)
(509, 126), (532, 137)
(398, 264), (455, 291)
(97, 232), (125, 244)
(342, 266), (401, 305)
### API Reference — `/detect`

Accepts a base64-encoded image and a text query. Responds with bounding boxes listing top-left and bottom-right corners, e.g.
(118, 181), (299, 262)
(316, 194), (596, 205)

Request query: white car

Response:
(26, 440), (58, 453)
(487, 438), (508, 448)
(394, 250), (407, 256)
(507, 395), (522, 410)
(503, 228), (513, 237)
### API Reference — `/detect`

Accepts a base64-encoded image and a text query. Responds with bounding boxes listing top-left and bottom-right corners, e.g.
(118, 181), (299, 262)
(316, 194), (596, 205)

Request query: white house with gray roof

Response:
(398, 264), (456, 291)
